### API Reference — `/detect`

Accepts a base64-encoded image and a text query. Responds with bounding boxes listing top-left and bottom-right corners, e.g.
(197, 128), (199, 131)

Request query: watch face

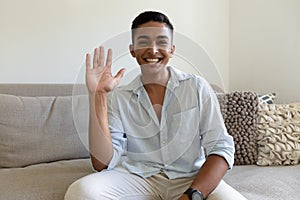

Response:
(192, 192), (203, 200)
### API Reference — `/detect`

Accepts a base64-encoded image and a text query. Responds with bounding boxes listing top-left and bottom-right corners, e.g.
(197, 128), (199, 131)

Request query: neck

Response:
(141, 67), (170, 86)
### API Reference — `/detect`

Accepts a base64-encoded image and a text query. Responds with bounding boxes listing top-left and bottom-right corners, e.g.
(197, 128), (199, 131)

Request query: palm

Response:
(86, 47), (125, 94)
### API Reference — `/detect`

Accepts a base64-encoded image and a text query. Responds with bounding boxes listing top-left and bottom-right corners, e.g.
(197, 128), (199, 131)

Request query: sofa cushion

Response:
(0, 94), (89, 168)
(258, 92), (276, 104)
(224, 164), (300, 200)
(0, 159), (93, 200)
(257, 103), (300, 166)
(217, 92), (259, 165)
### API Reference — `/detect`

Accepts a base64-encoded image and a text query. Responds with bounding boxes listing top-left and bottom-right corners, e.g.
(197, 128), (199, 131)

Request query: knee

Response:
(64, 178), (89, 200)
(207, 180), (247, 200)
(64, 176), (106, 200)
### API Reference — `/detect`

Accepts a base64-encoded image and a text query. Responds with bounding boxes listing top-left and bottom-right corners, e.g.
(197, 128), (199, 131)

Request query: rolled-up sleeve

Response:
(198, 81), (235, 169)
(106, 92), (127, 170)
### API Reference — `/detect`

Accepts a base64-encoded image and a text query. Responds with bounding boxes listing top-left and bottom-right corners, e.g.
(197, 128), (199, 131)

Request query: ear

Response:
(129, 44), (136, 57)
(169, 45), (175, 57)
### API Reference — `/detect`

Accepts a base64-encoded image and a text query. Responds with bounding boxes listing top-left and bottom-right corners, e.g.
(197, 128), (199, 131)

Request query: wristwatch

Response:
(184, 188), (204, 200)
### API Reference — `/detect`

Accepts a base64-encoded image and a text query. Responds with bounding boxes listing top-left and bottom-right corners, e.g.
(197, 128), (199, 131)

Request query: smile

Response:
(145, 58), (162, 63)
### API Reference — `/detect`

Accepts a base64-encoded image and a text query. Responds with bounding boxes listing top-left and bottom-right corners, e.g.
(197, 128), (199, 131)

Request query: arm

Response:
(179, 80), (234, 199)
(86, 46), (125, 171)
(179, 155), (229, 200)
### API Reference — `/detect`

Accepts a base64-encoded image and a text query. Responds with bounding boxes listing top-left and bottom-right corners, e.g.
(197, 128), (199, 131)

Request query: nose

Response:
(147, 42), (159, 54)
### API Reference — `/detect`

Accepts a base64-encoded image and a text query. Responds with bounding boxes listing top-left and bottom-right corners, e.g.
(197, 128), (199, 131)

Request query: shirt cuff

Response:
(107, 149), (121, 170)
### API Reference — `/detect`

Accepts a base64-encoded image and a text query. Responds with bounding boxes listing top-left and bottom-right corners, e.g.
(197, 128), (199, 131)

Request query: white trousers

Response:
(65, 166), (247, 200)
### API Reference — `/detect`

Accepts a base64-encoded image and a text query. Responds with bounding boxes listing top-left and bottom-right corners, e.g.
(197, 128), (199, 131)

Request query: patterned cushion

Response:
(217, 92), (259, 165)
(258, 93), (276, 104)
(257, 103), (300, 166)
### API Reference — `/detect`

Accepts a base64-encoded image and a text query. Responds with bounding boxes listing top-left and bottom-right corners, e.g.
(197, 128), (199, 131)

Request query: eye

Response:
(157, 40), (169, 46)
(137, 40), (149, 46)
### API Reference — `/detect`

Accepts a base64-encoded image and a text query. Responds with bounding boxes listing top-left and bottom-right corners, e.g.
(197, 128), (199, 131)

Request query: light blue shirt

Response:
(106, 66), (234, 179)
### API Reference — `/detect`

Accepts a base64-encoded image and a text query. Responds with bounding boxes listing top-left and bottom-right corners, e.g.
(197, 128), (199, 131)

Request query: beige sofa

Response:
(0, 84), (299, 200)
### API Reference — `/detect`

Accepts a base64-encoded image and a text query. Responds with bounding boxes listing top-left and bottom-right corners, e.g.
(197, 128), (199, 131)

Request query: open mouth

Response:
(144, 58), (163, 64)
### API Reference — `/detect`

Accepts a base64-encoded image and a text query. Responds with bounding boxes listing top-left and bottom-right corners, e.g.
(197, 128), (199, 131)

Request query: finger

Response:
(106, 48), (113, 67)
(93, 48), (99, 69)
(114, 68), (126, 81)
(98, 46), (105, 67)
(86, 53), (91, 70)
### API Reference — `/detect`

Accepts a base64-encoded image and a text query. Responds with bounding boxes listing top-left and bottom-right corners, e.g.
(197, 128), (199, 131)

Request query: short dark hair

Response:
(131, 11), (174, 30)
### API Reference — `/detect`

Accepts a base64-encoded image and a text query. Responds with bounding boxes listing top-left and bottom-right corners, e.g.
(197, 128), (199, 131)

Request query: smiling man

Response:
(64, 11), (246, 200)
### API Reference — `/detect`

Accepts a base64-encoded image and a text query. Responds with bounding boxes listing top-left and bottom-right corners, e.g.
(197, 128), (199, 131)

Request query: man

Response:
(65, 11), (246, 200)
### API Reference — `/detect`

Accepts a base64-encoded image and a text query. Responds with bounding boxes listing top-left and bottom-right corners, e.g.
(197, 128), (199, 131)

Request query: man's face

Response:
(130, 21), (175, 74)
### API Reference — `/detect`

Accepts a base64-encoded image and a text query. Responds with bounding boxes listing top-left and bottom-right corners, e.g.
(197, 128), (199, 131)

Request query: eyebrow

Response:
(137, 35), (150, 40)
(136, 35), (170, 40)
(157, 35), (169, 40)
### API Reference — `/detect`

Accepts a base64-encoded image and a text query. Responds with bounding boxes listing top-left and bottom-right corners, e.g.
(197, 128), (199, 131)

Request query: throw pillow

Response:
(0, 94), (89, 168)
(257, 103), (300, 166)
(258, 93), (276, 104)
(217, 91), (259, 165)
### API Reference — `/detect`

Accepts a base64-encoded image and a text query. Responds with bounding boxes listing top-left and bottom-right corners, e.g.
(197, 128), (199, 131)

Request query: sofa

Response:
(0, 84), (299, 200)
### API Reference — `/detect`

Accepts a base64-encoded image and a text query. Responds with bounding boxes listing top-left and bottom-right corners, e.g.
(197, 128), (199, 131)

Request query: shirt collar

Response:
(122, 66), (192, 94)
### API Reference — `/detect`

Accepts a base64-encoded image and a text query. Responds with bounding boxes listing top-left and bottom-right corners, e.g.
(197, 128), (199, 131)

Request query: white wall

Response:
(0, 0), (229, 89)
(229, 0), (300, 103)
(1, 0), (299, 103)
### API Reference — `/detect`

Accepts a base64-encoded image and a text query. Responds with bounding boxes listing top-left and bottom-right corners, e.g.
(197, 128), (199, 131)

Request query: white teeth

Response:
(146, 58), (159, 63)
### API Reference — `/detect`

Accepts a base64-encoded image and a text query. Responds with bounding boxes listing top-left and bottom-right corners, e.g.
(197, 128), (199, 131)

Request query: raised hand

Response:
(86, 46), (125, 94)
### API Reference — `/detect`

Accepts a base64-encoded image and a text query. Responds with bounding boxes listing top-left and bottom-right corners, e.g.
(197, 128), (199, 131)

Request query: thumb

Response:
(114, 68), (126, 80)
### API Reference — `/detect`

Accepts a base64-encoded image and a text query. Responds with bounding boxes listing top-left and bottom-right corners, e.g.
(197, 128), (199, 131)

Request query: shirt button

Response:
(162, 140), (166, 144)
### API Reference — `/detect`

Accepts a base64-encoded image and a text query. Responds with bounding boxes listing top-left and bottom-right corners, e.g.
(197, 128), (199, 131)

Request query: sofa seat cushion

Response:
(0, 159), (93, 200)
(224, 164), (300, 200)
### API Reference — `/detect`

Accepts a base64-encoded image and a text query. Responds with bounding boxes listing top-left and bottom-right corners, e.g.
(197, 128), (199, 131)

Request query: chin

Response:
(141, 62), (166, 70)
(141, 65), (168, 77)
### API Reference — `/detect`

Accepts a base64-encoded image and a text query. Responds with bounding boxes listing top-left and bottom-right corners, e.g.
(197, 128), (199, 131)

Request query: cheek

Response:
(134, 49), (147, 57)
(160, 50), (172, 59)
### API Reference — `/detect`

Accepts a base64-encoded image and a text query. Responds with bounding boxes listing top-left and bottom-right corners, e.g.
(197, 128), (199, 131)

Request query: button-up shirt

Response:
(106, 66), (234, 179)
